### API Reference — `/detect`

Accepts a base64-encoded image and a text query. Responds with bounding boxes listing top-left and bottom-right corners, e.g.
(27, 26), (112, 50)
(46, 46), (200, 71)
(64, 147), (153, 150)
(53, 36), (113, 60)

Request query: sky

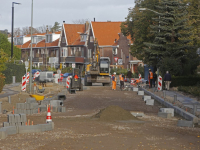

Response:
(0, 0), (135, 32)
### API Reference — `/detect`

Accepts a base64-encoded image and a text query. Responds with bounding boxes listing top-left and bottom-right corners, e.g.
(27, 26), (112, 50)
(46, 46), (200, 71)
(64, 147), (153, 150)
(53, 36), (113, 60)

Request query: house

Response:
(15, 31), (60, 68)
(90, 21), (143, 73)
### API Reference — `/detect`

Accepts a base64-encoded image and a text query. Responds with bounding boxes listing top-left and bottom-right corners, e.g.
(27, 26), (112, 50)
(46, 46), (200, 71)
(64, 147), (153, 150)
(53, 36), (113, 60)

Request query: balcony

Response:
(32, 57), (43, 62)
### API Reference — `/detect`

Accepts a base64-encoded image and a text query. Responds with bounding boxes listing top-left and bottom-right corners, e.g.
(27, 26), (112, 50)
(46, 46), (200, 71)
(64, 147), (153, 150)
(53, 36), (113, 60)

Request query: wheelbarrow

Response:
(29, 94), (45, 101)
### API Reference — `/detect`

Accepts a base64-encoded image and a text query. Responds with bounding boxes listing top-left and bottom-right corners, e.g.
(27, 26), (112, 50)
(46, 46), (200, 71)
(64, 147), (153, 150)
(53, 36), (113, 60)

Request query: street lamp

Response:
(139, 8), (161, 88)
(29, 0), (33, 94)
(11, 2), (21, 58)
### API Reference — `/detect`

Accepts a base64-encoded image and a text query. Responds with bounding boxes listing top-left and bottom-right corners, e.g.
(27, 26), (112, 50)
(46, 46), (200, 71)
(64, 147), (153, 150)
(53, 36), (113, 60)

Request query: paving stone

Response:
(58, 107), (62, 112)
(145, 99), (154, 106)
(41, 101), (49, 105)
(7, 114), (14, 123)
(38, 123), (53, 132)
(15, 122), (22, 126)
(0, 130), (7, 139)
(137, 91), (144, 96)
(130, 111), (144, 117)
(52, 107), (58, 112)
(158, 112), (172, 118)
(14, 114), (21, 123)
(20, 103), (25, 109)
(133, 88), (138, 92)
(18, 125), (42, 133)
(143, 96), (151, 101)
(21, 122), (25, 126)
(16, 103), (21, 109)
(25, 103), (30, 109)
(160, 108), (174, 117)
(26, 109), (31, 115)
(26, 98), (36, 103)
(14, 109), (18, 114)
(0, 126), (17, 135)
(3, 122), (9, 127)
(9, 122), (15, 126)
(50, 100), (63, 107)
(61, 107), (66, 112)
(30, 103), (39, 109)
(177, 120), (194, 127)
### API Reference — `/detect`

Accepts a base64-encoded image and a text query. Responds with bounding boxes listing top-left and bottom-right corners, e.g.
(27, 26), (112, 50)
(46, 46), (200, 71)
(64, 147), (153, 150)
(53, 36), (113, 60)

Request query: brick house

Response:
(90, 21), (143, 73)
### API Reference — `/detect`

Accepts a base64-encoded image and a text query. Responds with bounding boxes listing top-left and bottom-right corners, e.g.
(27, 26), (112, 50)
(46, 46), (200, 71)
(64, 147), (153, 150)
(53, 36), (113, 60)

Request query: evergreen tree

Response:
(144, 0), (198, 76)
(51, 22), (61, 32)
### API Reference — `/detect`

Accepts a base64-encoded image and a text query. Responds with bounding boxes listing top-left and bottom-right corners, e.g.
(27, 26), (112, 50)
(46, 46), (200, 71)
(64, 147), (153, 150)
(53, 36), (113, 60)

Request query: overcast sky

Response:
(0, 0), (135, 32)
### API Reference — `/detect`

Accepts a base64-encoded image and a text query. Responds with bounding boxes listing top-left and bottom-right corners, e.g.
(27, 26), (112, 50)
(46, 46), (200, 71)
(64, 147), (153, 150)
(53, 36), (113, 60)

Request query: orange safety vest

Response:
(119, 75), (124, 81)
(149, 72), (153, 79)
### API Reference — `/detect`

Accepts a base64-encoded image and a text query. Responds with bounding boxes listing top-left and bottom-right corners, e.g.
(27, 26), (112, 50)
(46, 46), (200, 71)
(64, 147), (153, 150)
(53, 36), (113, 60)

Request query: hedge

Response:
(171, 76), (200, 87)
(2, 63), (26, 84)
(0, 74), (5, 93)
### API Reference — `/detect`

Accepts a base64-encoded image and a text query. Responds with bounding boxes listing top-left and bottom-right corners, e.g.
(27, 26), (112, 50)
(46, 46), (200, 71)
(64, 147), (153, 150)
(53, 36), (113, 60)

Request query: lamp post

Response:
(139, 8), (161, 88)
(11, 2), (21, 58)
(29, 0), (33, 93)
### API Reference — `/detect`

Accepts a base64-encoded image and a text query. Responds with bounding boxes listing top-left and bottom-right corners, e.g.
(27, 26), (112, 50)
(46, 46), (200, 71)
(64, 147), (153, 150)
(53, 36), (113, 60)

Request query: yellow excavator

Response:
(84, 39), (111, 86)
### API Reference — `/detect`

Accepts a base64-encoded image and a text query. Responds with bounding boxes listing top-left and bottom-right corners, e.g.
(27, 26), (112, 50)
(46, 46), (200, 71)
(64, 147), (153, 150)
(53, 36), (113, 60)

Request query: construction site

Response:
(0, 80), (200, 150)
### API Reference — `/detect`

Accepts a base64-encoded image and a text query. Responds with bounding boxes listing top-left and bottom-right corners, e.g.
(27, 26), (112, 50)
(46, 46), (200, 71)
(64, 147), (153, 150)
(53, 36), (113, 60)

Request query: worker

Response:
(112, 72), (117, 90)
(127, 69), (132, 83)
(164, 71), (171, 90)
(148, 69), (153, 88)
(119, 73), (124, 90)
(112, 73), (114, 90)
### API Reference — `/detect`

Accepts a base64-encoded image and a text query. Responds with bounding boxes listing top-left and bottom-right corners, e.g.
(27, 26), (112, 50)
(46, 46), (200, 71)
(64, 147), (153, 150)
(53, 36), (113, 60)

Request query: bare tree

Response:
(14, 27), (21, 36)
(72, 19), (90, 24)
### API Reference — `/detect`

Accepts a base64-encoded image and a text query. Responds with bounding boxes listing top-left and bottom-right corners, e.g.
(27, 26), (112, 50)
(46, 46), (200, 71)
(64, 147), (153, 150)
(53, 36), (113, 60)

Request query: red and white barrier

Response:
(157, 75), (162, 91)
(131, 78), (135, 85)
(21, 75), (26, 91)
(26, 72), (29, 84)
(139, 74), (142, 80)
(66, 76), (71, 89)
(33, 71), (40, 81)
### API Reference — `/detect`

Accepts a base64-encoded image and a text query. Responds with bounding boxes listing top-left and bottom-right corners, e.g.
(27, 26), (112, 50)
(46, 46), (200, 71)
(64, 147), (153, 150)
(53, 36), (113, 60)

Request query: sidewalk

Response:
(0, 83), (20, 99)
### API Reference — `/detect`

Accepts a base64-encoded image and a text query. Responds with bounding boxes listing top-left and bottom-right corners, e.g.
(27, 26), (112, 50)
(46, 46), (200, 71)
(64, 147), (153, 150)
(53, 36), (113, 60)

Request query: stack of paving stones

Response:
(0, 114), (54, 139)
(15, 98), (39, 115)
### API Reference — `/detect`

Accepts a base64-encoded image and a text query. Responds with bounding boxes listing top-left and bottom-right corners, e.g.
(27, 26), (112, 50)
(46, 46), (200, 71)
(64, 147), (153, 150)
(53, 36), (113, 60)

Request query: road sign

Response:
(114, 57), (119, 62)
(118, 59), (123, 65)
(25, 61), (29, 67)
(72, 63), (75, 68)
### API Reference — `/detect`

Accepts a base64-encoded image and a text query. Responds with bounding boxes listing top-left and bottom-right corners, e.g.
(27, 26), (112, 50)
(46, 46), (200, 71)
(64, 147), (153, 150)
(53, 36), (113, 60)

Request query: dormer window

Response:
(14, 37), (23, 45)
(80, 34), (87, 42)
(46, 34), (52, 43)
(32, 36), (45, 43)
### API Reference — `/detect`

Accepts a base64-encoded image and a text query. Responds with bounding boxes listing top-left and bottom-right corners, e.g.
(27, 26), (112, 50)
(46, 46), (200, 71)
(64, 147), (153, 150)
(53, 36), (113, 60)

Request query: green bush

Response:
(178, 86), (200, 97)
(111, 68), (127, 75)
(171, 76), (200, 87)
(2, 63), (26, 84)
(0, 73), (5, 93)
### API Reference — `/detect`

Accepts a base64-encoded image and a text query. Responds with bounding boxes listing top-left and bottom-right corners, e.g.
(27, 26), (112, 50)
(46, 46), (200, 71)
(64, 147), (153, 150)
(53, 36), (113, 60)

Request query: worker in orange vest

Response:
(119, 73), (124, 90)
(148, 69), (153, 88)
(112, 72), (117, 90)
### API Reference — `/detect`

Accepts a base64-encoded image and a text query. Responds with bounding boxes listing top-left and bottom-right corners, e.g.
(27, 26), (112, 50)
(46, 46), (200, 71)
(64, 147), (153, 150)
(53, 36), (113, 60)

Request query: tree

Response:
(0, 48), (9, 72)
(121, 0), (159, 62)
(144, 0), (198, 76)
(51, 22), (61, 32)
(72, 19), (90, 24)
(0, 32), (21, 59)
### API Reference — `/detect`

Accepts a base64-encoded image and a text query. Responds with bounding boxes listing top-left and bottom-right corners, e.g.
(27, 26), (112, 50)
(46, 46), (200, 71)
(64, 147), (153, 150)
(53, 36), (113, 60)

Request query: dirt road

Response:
(0, 84), (200, 150)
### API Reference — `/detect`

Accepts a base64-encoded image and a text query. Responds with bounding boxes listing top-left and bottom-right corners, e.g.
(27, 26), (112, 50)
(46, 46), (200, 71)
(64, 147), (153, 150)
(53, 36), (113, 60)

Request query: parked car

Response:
(63, 73), (73, 78)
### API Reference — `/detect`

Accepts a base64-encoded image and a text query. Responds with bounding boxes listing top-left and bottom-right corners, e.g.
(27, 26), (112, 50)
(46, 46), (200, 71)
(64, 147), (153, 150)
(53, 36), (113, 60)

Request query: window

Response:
(62, 37), (65, 43)
(16, 37), (23, 45)
(113, 48), (117, 55)
(88, 49), (91, 58)
(46, 34), (52, 43)
(60, 48), (68, 57)
(81, 47), (84, 57)
(90, 36), (94, 42)
(32, 36), (45, 43)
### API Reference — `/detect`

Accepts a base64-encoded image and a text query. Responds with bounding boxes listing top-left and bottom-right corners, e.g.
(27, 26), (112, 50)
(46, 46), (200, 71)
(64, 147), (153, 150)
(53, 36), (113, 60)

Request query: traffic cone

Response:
(46, 105), (52, 123)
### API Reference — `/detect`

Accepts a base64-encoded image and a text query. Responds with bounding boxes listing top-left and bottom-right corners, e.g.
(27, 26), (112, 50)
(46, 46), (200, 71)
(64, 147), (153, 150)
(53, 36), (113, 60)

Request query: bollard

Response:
(0, 102), (2, 114)
(12, 76), (16, 84)
(8, 96), (11, 103)
(163, 91), (166, 99)
(174, 95), (177, 104)
(193, 104), (197, 115)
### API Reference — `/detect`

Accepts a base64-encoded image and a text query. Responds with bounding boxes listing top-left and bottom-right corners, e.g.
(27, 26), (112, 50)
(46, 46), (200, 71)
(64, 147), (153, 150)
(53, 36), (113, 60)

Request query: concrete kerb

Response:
(139, 87), (199, 123)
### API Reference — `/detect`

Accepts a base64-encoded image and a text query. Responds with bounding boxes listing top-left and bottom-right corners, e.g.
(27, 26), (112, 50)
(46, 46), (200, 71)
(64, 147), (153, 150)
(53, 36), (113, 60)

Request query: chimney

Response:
(63, 21), (65, 23)
(94, 18), (95, 22)
(46, 25), (49, 34)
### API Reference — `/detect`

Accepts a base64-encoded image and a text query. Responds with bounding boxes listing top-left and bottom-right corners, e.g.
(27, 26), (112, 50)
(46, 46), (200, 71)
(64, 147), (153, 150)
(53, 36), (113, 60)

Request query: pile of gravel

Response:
(93, 105), (139, 121)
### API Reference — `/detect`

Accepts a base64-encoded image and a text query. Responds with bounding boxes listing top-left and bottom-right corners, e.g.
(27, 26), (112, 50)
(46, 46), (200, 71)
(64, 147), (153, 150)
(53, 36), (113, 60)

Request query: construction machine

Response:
(69, 68), (83, 93)
(84, 40), (111, 86)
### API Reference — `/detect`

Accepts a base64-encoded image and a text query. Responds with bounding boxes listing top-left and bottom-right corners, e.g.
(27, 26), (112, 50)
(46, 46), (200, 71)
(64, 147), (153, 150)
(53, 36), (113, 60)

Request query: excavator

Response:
(84, 39), (111, 86)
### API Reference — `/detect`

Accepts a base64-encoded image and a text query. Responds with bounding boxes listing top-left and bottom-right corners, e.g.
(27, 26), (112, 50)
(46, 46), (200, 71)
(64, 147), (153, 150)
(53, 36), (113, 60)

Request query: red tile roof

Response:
(91, 22), (133, 46)
(64, 24), (85, 45)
